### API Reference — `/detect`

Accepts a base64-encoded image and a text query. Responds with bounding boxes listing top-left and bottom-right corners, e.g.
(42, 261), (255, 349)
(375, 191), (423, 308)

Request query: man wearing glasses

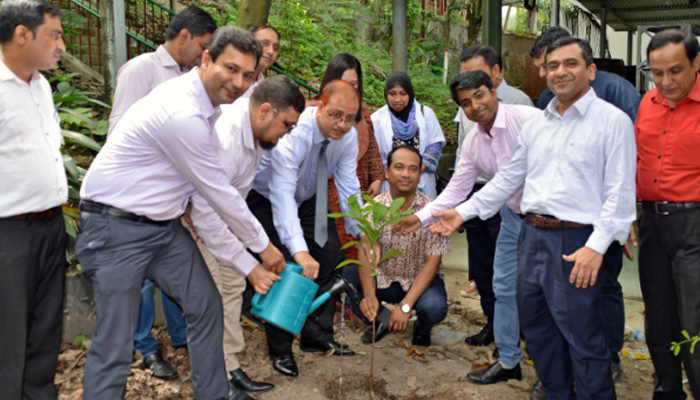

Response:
(247, 80), (363, 377)
(188, 76), (304, 397)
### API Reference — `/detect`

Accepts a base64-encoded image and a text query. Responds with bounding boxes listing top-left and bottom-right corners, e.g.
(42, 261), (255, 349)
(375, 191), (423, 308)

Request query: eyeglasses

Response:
(325, 108), (356, 125)
(273, 108), (297, 133)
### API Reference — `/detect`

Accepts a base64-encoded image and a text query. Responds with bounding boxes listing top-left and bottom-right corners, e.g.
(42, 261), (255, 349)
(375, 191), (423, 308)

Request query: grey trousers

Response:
(75, 211), (228, 400)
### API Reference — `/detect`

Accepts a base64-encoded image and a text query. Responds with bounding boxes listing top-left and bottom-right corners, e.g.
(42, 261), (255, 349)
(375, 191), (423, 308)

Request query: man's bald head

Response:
(316, 79), (360, 140)
(319, 79), (360, 108)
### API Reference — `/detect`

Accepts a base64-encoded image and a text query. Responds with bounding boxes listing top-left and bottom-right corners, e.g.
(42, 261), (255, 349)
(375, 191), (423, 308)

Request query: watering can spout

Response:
(309, 275), (349, 314)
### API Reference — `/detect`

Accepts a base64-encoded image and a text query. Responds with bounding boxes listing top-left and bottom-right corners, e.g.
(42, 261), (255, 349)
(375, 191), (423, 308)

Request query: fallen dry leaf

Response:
(406, 375), (416, 387)
(469, 362), (490, 374)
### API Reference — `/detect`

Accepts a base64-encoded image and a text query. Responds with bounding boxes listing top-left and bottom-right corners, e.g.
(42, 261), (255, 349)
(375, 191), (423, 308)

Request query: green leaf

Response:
(691, 340), (698, 354)
(674, 345), (681, 356)
(327, 212), (352, 219)
(378, 248), (404, 264)
(335, 258), (365, 270)
(362, 194), (377, 205)
(378, 216), (406, 231)
(340, 240), (360, 250)
(372, 202), (388, 228)
(74, 333), (88, 343)
(63, 153), (79, 180)
(389, 196), (406, 214)
(64, 214), (76, 238)
(59, 107), (97, 129)
(682, 330), (691, 340)
(347, 194), (363, 215)
(62, 129), (101, 152)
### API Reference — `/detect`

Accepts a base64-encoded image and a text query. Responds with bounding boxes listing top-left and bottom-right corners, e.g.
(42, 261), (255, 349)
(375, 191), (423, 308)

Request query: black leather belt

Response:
(79, 200), (165, 224)
(641, 201), (700, 215)
(3, 206), (62, 221)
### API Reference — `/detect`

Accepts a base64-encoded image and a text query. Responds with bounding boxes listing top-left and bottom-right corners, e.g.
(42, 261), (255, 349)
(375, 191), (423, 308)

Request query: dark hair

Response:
(318, 53), (363, 123)
(165, 6), (217, 41)
(530, 26), (570, 58)
(207, 26), (262, 64)
(248, 24), (281, 41)
(0, 0), (61, 44)
(647, 29), (700, 64)
(250, 75), (305, 114)
(449, 70), (494, 104)
(459, 44), (502, 70)
(387, 145), (421, 168)
(546, 36), (594, 67)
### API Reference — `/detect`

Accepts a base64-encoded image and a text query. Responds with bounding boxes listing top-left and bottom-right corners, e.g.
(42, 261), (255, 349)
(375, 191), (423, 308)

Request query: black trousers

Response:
(246, 190), (343, 356)
(0, 212), (67, 400)
(463, 185), (498, 325)
(639, 208), (700, 400)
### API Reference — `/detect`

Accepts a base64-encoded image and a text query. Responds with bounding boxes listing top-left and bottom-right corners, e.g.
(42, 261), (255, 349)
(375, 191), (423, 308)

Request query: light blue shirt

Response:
(456, 88), (637, 254)
(253, 106), (362, 255)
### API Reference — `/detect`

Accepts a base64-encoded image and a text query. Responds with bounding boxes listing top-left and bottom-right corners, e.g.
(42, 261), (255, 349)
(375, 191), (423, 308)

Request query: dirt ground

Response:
(55, 268), (694, 400)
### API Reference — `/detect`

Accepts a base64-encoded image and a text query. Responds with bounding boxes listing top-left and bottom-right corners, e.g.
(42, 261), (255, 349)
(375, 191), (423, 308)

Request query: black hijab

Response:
(384, 71), (415, 122)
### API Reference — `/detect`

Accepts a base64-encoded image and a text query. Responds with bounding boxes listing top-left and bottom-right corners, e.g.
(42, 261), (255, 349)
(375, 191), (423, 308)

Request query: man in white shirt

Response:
(190, 75), (305, 395)
(240, 25), (279, 99)
(0, 1), (66, 398)
(247, 80), (363, 376)
(76, 27), (283, 400)
(107, 6), (218, 381)
(108, 6), (217, 137)
(430, 37), (636, 399)
(451, 45), (533, 351)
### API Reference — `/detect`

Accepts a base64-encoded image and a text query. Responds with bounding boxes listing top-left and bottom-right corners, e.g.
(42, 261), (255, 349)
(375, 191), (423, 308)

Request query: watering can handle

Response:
(252, 292), (267, 310)
(309, 292), (331, 314)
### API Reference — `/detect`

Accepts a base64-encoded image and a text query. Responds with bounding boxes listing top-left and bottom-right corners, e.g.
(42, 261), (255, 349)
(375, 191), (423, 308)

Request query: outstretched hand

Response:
(393, 214), (422, 235)
(428, 209), (464, 237)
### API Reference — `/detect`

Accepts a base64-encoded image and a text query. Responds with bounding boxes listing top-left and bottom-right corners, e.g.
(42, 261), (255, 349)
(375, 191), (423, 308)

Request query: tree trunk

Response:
(235, 0), (272, 29)
(392, 0), (407, 72)
(466, 0), (482, 45)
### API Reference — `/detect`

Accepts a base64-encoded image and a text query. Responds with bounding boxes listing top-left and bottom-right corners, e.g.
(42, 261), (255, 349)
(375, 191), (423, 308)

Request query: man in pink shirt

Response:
(397, 70), (540, 384)
(106, 6), (218, 381)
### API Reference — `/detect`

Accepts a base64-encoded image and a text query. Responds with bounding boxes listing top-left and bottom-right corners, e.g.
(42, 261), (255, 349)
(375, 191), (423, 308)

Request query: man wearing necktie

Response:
(247, 80), (363, 377)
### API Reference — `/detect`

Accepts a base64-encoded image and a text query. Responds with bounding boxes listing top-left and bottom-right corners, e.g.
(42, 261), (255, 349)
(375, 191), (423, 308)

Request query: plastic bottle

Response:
(621, 348), (651, 360)
(633, 329), (647, 343)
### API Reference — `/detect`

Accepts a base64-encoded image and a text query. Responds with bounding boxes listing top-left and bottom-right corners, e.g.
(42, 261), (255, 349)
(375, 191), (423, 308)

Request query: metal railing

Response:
(54, 0), (103, 73)
(125, 0), (174, 58)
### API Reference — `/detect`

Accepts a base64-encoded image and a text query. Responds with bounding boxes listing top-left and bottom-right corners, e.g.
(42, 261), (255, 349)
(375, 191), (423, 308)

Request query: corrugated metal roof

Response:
(576, 0), (700, 31)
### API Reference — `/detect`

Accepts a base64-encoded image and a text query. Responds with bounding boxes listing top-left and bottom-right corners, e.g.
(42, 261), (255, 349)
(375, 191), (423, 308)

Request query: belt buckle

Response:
(655, 201), (669, 216)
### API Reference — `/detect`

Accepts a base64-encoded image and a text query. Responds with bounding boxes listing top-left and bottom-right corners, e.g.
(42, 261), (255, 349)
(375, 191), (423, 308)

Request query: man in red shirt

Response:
(636, 28), (700, 399)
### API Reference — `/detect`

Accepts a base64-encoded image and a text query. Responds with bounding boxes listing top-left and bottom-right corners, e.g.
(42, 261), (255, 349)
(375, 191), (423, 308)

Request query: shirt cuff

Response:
(455, 201), (477, 223)
(414, 208), (433, 227)
(585, 229), (613, 255)
(287, 235), (309, 256)
(234, 252), (260, 276)
(244, 232), (270, 254)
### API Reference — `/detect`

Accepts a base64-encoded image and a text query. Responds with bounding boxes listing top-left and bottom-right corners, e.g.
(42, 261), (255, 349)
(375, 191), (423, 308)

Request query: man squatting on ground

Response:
(0, 0), (67, 398)
(343, 145), (451, 347)
(107, 6), (218, 380)
(453, 45), (534, 350)
(397, 68), (540, 384)
(428, 36), (636, 399)
(189, 75), (305, 398)
(246, 80), (364, 377)
(75, 27), (287, 400)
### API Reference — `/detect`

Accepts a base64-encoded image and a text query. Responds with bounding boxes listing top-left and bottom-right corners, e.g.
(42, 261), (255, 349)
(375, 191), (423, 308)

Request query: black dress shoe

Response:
(530, 379), (546, 400)
(229, 368), (274, 393)
(225, 383), (254, 400)
(411, 323), (431, 347)
(465, 325), (494, 347)
(143, 352), (178, 380)
(299, 338), (355, 356)
(270, 353), (298, 377)
(361, 321), (390, 344)
(467, 362), (522, 384)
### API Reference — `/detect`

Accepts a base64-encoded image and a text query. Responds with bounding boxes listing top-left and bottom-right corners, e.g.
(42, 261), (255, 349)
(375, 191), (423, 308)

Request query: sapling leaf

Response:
(372, 203), (388, 228)
(335, 259), (365, 270)
(389, 197), (405, 213)
(378, 248), (404, 264)
(362, 194), (377, 205)
(341, 240), (361, 250)
(682, 330), (691, 340)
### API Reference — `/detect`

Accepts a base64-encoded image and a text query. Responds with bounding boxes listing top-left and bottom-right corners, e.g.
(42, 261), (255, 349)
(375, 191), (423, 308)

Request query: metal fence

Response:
(125, 0), (175, 57)
(54, 0), (103, 73)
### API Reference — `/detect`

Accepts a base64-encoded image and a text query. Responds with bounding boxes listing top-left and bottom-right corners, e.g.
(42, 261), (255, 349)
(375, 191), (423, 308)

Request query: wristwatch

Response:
(399, 302), (411, 313)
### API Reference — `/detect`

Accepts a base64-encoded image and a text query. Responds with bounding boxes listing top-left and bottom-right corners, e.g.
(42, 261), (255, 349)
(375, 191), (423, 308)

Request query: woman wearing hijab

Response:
(308, 53), (385, 262)
(371, 71), (445, 198)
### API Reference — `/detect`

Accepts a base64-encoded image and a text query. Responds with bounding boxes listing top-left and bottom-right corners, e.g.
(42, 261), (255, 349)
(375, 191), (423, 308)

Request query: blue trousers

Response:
(342, 265), (447, 336)
(134, 278), (188, 357)
(492, 207), (522, 366)
(517, 221), (615, 400)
